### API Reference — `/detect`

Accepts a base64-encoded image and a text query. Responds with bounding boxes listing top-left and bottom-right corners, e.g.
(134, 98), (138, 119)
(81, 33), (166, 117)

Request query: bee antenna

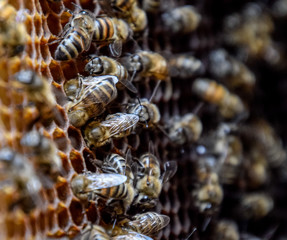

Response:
(156, 124), (173, 142)
(71, 2), (83, 11)
(192, 102), (204, 115)
(185, 227), (197, 240)
(64, 7), (73, 15)
(111, 218), (117, 234)
(149, 80), (161, 103)
(130, 69), (137, 83)
(201, 216), (211, 232)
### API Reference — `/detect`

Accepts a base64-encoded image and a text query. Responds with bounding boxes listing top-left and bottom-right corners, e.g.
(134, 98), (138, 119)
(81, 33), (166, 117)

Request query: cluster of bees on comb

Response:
(1, 0), (287, 239)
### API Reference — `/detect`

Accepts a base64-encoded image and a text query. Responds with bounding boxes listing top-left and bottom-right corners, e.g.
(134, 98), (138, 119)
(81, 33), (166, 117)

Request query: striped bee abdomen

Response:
(94, 17), (115, 42)
(55, 29), (91, 61)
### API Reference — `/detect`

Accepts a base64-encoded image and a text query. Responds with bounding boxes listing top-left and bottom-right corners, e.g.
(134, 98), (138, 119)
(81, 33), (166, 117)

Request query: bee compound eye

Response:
(140, 195), (150, 203)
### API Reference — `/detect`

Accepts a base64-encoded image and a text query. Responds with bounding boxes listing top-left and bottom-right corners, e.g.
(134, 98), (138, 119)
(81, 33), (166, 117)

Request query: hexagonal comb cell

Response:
(53, 127), (68, 151)
(57, 202), (70, 229)
(68, 126), (83, 150)
(69, 149), (85, 173)
(55, 177), (70, 202)
(69, 198), (84, 225)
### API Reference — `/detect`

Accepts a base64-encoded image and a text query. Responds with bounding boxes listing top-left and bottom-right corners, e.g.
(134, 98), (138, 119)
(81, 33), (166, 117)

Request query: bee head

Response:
(71, 175), (86, 198)
(133, 194), (157, 209)
(169, 127), (186, 145)
(130, 54), (143, 72)
(85, 57), (103, 74)
(68, 109), (88, 127)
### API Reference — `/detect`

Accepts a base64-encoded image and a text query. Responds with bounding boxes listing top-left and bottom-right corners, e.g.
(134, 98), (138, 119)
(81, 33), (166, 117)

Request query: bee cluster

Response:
(1, 0), (287, 239)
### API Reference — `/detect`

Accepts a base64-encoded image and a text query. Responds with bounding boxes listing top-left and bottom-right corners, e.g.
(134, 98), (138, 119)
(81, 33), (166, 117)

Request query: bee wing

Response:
(119, 78), (138, 93)
(132, 213), (170, 235)
(82, 75), (119, 85)
(161, 161), (178, 184)
(109, 39), (122, 57)
(112, 232), (153, 240)
(70, 82), (115, 114)
(85, 173), (127, 191)
(102, 114), (139, 138)
(97, 0), (117, 16)
(69, 90), (105, 115)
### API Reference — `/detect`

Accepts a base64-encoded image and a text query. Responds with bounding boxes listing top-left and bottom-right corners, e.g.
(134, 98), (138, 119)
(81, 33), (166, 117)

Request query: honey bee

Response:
(112, 232), (153, 240)
(55, 9), (95, 61)
(242, 120), (286, 169)
(77, 224), (110, 240)
(242, 146), (269, 189)
(142, 0), (161, 13)
(93, 17), (131, 57)
(213, 220), (240, 240)
(166, 113), (202, 145)
(161, 5), (201, 35)
(239, 193), (274, 220)
(128, 5), (148, 33)
(66, 75), (119, 127)
(70, 171), (127, 202)
(133, 148), (177, 208)
(98, 0), (147, 33)
(20, 130), (62, 186)
(223, 3), (274, 58)
(192, 78), (247, 119)
(121, 51), (169, 81)
(197, 123), (241, 185)
(122, 212), (170, 237)
(0, 147), (42, 213)
(192, 155), (224, 214)
(85, 56), (137, 93)
(84, 113), (139, 148)
(0, 0), (27, 57)
(272, 0), (287, 18)
(98, 0), (136, 17)
(126, 98), (160, 129)
(192, 173), (223, 214)
(168, 54), (203, 79)
(100, 152), (136, 213)
(102, 151), (134, 181)
(208, 49), (256, 92)
(219, 135), (243, 185)
(198, 123), (233, 157)
(14, 70), (58, 125)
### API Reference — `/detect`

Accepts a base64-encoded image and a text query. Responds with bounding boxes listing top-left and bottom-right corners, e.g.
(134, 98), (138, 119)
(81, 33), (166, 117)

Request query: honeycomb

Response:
(1, 0), (287, 239)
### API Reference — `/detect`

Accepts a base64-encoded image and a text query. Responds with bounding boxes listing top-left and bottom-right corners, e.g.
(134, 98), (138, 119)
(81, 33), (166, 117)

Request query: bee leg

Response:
(162, 77), (173, 102)
(156, 124), (174, 143)
(201, 216), (212, 232)
(71, 2), (83, 11)
(192, 102), (204, 115)
(149, 80), (161, 103)
(93, 0), (101, 16)
(142, 28), (150, 51)
(185, 227), (197, 240)
(47, 37), (63, 45)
